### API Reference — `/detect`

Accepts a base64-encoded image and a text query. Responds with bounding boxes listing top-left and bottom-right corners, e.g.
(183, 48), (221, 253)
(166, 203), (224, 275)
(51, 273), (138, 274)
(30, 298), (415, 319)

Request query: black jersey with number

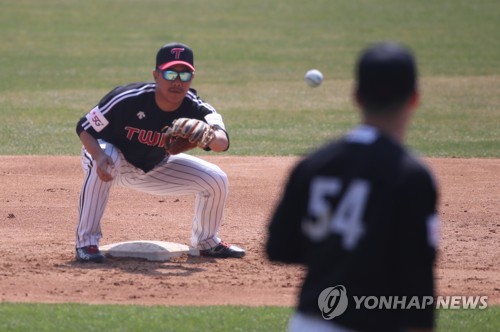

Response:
(266, 125), (439, 331)
(76, 82), (226, 172)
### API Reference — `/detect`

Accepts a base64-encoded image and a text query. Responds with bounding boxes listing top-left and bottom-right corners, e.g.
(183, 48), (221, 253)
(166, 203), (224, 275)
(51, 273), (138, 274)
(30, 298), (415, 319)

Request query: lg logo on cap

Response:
(170, 48), (185, 59)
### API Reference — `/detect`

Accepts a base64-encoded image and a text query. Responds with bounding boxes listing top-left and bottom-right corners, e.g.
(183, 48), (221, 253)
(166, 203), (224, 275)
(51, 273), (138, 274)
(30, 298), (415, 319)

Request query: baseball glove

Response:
(161, 118), (216, 155)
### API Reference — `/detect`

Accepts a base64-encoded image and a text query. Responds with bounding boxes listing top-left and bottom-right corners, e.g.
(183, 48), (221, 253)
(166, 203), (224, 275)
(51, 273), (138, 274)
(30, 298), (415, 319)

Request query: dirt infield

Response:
(0, 156), (499, 306)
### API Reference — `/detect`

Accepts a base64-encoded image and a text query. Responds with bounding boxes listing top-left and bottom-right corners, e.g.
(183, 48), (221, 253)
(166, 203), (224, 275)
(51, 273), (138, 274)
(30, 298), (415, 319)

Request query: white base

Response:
(100, 240), (199, 261)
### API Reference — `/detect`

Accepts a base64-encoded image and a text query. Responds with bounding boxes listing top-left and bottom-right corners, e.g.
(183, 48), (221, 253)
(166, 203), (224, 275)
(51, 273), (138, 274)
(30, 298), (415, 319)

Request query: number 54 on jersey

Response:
(301, 177), (370, 250)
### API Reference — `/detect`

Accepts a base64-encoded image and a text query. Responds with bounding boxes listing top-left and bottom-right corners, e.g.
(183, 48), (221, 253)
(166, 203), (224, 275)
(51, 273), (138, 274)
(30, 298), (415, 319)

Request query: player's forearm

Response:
(79, 131), (107, 160)
(208, 129), (229, 152)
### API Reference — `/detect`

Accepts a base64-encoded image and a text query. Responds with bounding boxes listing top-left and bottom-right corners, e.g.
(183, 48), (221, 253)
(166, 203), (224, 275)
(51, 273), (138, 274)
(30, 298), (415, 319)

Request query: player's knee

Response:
(205, 167), (228, 195)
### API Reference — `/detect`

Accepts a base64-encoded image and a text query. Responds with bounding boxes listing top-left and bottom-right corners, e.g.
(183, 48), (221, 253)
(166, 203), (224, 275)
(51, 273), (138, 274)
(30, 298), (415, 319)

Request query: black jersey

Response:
(267, 125), (439, 331)
(76, 82), (226, 172)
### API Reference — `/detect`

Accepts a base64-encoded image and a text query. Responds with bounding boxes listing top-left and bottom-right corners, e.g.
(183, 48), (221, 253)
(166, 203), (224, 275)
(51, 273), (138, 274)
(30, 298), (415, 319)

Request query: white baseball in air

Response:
(304, 69), (323, 87)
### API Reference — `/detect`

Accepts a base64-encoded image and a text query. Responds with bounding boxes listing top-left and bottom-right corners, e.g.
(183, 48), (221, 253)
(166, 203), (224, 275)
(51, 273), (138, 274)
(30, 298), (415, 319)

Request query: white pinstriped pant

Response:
(76, 141), (228, 250)
(288, 312), (355, 332)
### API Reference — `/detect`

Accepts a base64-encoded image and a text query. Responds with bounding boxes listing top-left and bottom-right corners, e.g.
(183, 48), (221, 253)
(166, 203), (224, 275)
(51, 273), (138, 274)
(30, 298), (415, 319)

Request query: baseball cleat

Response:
(76, 245), (105, 263)
(200, 241), (245, 258)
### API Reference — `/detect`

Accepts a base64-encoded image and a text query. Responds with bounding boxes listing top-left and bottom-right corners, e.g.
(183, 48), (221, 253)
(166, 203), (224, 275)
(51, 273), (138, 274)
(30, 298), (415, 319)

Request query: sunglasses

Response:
(160, 70), (194, 82)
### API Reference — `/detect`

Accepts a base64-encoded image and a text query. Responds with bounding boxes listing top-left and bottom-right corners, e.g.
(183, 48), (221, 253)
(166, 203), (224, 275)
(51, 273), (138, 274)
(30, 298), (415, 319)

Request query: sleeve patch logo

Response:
(86, 106), (109, 132)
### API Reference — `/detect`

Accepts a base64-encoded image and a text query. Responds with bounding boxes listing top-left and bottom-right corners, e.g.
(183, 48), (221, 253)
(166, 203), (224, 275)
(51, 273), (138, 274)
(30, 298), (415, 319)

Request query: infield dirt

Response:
(0, 156), (499, 306)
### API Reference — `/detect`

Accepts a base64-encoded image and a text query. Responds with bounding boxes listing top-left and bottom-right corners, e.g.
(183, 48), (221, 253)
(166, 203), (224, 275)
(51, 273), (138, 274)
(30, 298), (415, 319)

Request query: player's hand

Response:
(95, 154), (115, 182)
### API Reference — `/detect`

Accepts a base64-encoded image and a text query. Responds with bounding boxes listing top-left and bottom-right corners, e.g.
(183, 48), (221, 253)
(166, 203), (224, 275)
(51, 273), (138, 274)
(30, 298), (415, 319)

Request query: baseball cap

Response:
(356, 41), (417, 109)
(156, 42), (195, 71)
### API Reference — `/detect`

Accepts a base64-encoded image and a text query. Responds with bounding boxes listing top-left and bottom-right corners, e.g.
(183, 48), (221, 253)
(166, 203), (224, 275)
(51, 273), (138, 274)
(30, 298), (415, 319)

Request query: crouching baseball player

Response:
(74, 42), (245, 263)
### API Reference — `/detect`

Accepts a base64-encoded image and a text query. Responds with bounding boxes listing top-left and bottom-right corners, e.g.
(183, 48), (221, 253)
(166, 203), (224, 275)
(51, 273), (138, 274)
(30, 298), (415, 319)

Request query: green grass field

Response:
(0, 303), (499, 332)
(1, 0), (499, 157)
(1, 0), (499, 331)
